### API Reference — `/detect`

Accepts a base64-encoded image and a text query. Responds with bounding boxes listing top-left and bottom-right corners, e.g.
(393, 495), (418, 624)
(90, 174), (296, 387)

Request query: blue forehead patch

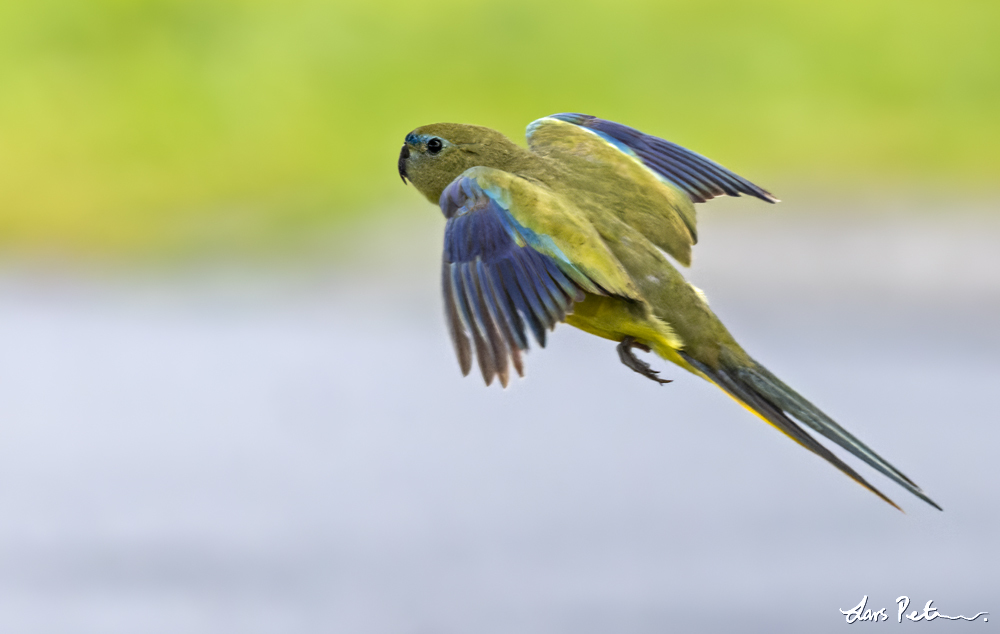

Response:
(406, 133), (435, 145)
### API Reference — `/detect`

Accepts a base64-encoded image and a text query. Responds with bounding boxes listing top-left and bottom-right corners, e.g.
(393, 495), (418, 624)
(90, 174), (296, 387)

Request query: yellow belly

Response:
(564, 293), (696, 373)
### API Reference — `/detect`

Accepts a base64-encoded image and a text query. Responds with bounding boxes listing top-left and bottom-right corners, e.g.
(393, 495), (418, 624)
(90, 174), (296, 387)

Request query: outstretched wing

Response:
(440, 168), (614, 387)
(546, 113), (778, 205)
(527, 114), (777, 266)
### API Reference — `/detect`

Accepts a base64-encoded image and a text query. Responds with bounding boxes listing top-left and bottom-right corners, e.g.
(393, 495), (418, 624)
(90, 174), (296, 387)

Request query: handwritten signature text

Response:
(840, 596), (988, 624)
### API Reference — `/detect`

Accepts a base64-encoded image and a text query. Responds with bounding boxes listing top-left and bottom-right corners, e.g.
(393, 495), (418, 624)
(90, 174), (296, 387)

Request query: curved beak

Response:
(398, 144), (410, 184)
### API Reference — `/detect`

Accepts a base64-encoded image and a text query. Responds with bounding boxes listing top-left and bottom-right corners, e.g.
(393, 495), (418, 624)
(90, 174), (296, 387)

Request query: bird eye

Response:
(426, 138), (443, 154)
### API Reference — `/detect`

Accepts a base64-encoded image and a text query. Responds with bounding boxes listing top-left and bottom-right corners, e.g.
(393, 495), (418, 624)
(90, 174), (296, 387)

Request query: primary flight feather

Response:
(398, 113), (940, 512)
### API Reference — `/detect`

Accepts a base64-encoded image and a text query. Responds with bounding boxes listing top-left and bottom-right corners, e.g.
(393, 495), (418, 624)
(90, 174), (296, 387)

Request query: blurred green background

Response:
(1, 0), (997, 257)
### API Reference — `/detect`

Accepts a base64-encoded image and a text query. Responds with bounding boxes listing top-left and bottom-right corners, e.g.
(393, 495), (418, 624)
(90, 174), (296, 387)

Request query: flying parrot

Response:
(397, 113), (939, 511)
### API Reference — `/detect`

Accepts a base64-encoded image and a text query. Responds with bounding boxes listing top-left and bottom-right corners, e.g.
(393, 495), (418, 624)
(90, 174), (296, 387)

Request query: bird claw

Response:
(617, 336), (672, 384)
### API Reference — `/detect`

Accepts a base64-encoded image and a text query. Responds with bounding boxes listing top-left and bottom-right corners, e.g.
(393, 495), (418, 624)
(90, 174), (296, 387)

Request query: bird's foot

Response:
(617, 336), (672, 384)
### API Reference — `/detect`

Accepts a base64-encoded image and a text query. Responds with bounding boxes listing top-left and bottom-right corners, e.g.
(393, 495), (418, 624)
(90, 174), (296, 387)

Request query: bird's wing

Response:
(539, 113), (778, 205)
(439, 167), (639, 386)
(527, 114), (777, 265)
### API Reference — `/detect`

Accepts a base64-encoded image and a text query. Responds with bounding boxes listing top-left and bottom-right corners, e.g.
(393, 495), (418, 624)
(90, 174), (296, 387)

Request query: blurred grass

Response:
(0, 0), (998, 257)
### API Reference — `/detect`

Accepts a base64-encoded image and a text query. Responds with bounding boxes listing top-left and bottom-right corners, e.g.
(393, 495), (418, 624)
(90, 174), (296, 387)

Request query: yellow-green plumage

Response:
(399, 114), (939, 512)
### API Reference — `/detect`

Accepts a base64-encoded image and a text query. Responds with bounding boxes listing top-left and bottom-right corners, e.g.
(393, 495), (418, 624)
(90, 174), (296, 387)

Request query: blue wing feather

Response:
(548, 113), (778, 204)
(439, 173), (594, 385)
(479, 260), (525, 377)
(542, 257), (586, 303)
(442, 263), (472, 376)
(498, 260), (546, 348)
(459, 263), (496, 381)
(449, 263), (474, 337)
(509, 254), (555, 328)
(520, 250), (566, 322)
(470, 263), (509, 383)
(481, 262), (528, 353)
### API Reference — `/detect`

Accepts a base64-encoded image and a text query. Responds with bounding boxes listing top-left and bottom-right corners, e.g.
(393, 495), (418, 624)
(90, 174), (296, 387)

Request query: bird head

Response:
(398, 123), (522, 203)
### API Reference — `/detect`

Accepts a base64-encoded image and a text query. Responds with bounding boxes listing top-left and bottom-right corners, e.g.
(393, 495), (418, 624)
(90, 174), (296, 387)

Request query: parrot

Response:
(397, 113), (939, 511)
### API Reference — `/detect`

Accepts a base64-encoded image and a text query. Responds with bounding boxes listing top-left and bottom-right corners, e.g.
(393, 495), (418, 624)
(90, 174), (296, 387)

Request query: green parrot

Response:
(398, 113), (939, 511)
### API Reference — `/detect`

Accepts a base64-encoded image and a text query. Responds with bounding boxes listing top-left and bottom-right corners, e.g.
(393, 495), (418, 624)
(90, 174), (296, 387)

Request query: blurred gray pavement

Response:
(0, 202), (997, 633)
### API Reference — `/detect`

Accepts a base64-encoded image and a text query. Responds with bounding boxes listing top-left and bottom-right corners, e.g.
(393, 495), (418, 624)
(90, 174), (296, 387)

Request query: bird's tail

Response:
(679, 351), (941, 511)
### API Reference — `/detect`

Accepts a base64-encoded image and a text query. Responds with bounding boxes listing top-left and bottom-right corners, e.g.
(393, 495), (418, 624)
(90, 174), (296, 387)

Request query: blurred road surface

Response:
(0, 203), (997, 633)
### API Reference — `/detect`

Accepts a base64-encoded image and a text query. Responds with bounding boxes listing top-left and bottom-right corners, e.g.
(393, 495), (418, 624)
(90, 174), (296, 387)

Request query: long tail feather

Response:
(740, 364), (940, 509)
(680, 352), (941, 511)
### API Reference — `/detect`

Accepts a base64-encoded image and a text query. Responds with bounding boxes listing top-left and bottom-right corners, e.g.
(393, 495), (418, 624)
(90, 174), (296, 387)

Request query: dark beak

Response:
(398, 144), (410, 184)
